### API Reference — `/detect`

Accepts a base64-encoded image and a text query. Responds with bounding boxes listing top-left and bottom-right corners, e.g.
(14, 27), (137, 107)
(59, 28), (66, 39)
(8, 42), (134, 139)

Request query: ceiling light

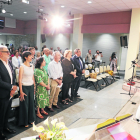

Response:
(87, 1), (92, 4)
(40, 9), (43, 11)
(2, 9), (6, 13)
(52, 16), (64, 28)
(45, 18), (48, 21)
(23, 12), (27, 14)
(22, 0), (29, 4)
(61, 5), (65, 8)
(10, 14), (13, 16)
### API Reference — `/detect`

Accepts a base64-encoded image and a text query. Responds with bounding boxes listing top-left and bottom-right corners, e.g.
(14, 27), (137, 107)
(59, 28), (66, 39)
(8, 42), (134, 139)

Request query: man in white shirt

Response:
(94, 50), (103, 68)
(47, 51), (63, 112)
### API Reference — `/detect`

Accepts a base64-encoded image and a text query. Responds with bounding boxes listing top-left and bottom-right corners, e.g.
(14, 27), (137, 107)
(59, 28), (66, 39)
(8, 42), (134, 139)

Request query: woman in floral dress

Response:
(34, 57), (50, 119)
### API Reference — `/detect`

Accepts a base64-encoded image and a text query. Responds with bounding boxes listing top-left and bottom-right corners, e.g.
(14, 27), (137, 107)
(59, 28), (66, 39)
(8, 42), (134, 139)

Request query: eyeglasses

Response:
(0, 51), (10, 54)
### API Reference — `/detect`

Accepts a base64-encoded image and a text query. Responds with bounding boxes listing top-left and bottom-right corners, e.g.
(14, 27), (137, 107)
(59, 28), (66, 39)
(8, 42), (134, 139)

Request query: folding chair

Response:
(96, 67), (109, 86)
(106, 65), (115, 83)
(85, 70), (100, 91)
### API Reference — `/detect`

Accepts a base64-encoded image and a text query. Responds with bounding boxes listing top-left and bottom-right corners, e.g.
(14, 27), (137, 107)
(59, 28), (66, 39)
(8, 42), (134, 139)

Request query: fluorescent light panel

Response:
(22, 0), (29, 4)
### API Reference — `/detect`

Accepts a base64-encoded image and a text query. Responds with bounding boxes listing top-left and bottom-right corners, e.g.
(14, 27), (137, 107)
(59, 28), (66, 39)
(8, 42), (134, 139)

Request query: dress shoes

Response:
(4, 128), (16, 134)
(0, 131), (8, 140)
(48, 108), (54, 112)
(52, 105), (60, 109)
(76, 94), (80, 98)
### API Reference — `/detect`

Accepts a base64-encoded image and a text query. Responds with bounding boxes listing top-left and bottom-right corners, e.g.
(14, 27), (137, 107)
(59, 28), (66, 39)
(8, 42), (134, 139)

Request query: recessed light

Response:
(61, 5), (65, 8)
(22, 0), (29, 4)
(23, 12), (27, 14)
(87, 1), (92, 4)
(2, 9), (6, 13)
(10, 14), (13, 16)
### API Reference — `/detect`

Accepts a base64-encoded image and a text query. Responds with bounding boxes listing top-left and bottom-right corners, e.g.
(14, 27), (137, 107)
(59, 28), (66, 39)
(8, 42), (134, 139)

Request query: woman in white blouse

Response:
(12, 50), (22, 69)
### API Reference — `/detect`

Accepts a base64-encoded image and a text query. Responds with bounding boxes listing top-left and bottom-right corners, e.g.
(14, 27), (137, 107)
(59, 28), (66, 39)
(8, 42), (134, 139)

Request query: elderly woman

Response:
(12, 50), (22, 69)
(18, 51), (36, 127)
(61, 50), (77, 104)
(34, 57), (50, 119)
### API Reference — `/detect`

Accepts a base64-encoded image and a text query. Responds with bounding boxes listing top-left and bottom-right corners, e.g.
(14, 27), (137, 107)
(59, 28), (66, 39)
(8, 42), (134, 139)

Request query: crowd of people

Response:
(0, 43), (118, 140)
(0, 45), (85, 140)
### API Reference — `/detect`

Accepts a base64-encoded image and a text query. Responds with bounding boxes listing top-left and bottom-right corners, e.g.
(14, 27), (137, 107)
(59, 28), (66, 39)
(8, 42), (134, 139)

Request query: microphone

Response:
(132, 61), (136, 64)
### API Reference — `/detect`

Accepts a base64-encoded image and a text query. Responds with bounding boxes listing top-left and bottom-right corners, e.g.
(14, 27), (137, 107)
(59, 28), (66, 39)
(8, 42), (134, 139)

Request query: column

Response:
(36, 19), (46, 51)
(71, 14), (83, 56)
(124, 8), (140, 80)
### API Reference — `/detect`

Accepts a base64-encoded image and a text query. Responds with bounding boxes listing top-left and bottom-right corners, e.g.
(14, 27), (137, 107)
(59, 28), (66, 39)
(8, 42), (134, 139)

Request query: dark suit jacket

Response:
(71, 55), (85, 76)
(0, 59), (15, 99)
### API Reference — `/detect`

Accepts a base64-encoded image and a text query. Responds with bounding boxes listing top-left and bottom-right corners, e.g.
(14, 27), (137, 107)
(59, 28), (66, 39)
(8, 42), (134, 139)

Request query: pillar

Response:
(71, 14), (83, 56)
(124, 8), (140, 80)
(36, 19), (46, 51)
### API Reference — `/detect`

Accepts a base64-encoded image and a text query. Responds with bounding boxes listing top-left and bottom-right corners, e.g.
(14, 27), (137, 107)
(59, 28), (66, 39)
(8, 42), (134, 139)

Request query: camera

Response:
(99, 52), (102, 53)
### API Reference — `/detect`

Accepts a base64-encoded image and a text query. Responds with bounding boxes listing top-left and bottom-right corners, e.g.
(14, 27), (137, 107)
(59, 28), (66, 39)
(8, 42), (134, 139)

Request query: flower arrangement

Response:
(32, 118), (69, 140)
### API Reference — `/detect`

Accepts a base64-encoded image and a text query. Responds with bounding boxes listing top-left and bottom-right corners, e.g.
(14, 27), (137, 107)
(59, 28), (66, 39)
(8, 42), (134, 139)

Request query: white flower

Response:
(33, 122), (37, 131)
(51, 119), (57, 126)
(47, 131), (55, 138)
(36, 126), (45, 133)
(56, 122), (65, 129)
(44, 118), (49, 126)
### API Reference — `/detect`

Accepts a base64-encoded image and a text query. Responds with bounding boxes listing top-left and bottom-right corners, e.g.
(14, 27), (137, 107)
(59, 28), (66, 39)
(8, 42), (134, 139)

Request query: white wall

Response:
(0, 35), (6, 45)
(44, 34), (70, 52)
(82, 33), (129, 68)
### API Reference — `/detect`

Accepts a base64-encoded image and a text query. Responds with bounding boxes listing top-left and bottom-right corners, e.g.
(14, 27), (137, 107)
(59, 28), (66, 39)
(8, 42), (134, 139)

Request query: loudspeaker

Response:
(41, 34), (46, 43)
(120, 36), (128, 47)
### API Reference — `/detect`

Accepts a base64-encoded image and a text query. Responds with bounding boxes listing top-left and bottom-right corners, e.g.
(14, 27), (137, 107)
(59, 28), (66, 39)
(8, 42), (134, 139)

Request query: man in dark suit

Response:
(71, 48), (85, 99)
(0, 45), (17, 140)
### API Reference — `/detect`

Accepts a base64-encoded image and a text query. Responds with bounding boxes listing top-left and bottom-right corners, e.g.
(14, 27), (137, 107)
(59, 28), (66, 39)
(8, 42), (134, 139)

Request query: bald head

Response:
(0, 45), (10, 62)
(44, 48), (50, 56)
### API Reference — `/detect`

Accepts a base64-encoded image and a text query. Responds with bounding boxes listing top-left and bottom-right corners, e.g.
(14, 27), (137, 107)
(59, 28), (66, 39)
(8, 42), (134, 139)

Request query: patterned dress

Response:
(34, 68), (49, 108)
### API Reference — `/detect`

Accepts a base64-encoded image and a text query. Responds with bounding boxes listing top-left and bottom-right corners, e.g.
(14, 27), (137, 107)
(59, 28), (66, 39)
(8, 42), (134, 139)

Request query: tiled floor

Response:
(9, 79), (140, 140)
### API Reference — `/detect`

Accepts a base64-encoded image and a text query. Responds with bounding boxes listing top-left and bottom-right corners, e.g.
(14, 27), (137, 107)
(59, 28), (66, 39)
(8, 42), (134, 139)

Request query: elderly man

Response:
(0, 45), (17, 140)
(71, 48), (85, 98)
(47, 51), (63, 112)
(43, 48), (51, 73)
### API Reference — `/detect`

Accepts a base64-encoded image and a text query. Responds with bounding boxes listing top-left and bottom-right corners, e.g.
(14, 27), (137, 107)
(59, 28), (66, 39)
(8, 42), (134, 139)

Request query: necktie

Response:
(78, 58), (83, 70)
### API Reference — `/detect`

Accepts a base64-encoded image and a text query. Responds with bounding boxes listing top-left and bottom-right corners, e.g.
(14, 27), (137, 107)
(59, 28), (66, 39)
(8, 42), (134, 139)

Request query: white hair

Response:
(0, 45), (7, 51)
(53, 51), (60, 57)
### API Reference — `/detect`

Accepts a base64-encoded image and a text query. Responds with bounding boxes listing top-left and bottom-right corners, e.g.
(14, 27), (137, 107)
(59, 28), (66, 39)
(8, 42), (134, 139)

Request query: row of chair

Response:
(83, 65), (117, 91)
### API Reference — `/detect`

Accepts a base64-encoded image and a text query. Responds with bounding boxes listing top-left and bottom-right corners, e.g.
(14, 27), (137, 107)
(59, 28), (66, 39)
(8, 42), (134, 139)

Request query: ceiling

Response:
(0, 0), (140, 20)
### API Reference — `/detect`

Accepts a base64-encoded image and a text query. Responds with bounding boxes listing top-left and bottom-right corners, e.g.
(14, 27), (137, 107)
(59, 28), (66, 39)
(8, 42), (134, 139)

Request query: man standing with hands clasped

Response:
(0, 45), (17, 140)
(71, 48), (85, 98)
(47, 51), (63, 112)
